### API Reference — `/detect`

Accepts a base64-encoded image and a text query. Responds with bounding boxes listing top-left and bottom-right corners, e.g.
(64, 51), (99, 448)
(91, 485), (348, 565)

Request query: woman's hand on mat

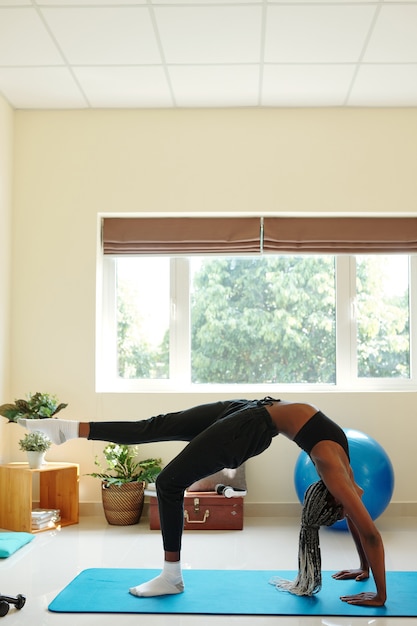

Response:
(339, 591), (386, 606)
(332, 568), (369, 582)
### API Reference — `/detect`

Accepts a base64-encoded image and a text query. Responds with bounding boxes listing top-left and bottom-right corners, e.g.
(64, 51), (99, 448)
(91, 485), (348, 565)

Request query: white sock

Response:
(17, 418), (79, 445)
(129, 561), (184, 597)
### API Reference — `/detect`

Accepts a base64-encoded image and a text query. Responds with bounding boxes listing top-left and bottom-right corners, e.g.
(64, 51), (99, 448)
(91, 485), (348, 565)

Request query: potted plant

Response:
(88, 443), (163, 526)
(0, 392), (68, 423)
(18, 432), (52, 469)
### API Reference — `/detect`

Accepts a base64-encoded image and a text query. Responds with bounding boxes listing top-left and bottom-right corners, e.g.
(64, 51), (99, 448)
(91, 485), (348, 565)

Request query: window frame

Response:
(96, 252), (417, 393)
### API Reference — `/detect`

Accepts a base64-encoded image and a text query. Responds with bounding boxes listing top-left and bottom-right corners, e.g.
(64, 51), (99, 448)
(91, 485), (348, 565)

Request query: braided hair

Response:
(271, 480), (343, 596)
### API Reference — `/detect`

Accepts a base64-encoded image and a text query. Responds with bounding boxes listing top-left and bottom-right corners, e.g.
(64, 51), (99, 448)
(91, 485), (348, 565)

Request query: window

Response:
(190, 256), (336, 385)
(97, 251), (415, 392)
(356, 255), (410, 379)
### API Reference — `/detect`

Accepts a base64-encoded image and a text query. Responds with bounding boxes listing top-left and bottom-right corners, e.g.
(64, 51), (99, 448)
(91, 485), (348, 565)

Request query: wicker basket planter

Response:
(101, 481), (145, 526)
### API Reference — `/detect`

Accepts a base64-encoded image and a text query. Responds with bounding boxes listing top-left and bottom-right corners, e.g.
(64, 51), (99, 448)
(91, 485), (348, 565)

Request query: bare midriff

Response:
(264, 400), (319, 441)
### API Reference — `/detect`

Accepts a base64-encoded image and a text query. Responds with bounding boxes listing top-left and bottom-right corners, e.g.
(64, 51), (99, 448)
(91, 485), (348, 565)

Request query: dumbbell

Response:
(215, 484), (247, 498)
(0, 594), (26, 617)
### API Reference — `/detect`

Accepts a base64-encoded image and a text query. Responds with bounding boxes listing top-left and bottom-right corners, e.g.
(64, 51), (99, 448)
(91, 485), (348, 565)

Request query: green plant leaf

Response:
(87, 443), (162, 485)
(0, 404), (22, 422)
(0, 392), (68, 422)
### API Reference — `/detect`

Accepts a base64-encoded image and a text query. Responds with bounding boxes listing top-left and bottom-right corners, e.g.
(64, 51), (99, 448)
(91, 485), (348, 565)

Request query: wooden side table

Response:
(0, 462), (79, 533)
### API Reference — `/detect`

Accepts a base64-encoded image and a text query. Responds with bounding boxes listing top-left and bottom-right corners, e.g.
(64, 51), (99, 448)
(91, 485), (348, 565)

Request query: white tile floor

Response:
(2, 513), (417, 626)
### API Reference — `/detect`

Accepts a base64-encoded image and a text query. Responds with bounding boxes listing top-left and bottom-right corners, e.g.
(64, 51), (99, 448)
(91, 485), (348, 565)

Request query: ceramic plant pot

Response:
(26, 451), (46, 469)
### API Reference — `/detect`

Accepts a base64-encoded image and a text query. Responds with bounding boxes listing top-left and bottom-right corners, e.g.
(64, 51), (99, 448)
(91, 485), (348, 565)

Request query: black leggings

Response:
(88, 399), (278, 552)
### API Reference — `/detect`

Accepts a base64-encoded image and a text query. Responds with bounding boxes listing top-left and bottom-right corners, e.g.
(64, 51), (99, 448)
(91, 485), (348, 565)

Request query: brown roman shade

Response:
(102, 217), (261, 255)
(102, 217), (417, 255)
(263, 217), (417, 254)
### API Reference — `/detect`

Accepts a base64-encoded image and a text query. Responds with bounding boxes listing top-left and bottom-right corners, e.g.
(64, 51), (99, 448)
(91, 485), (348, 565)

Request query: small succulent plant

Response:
(18, 431), (52, 452)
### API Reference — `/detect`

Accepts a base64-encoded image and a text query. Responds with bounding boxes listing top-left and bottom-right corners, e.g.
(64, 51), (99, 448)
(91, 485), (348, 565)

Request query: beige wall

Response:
(0, 96), (13, 464)
(5, 108), (417, 507)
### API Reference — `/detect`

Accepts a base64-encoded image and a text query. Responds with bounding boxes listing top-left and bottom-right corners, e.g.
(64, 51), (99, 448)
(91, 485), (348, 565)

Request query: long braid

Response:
(270, 480), (343, 596)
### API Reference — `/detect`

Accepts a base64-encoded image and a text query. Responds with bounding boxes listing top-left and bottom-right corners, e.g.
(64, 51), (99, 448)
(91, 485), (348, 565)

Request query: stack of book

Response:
(31, 508), (61, 531)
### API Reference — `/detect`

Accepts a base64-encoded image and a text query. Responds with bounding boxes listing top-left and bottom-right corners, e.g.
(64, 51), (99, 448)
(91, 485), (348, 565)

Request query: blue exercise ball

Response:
(294, 428), (395, 530)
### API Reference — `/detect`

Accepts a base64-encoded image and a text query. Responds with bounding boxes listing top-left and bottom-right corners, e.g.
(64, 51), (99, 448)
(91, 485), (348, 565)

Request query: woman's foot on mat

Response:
(129, 573), (184, 597)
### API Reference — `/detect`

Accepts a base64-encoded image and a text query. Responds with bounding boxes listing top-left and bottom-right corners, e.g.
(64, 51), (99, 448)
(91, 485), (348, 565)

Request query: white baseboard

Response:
(379, 502), (417, 517)
(78, 500), (417, 519)
(244, 501), (417, 518)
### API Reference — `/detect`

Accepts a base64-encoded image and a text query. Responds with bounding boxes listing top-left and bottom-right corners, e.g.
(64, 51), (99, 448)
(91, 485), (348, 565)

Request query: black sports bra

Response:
(293, 411), (350, 460)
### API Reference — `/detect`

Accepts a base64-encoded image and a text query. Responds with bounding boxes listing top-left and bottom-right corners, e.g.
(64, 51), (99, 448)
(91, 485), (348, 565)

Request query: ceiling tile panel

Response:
(262, 64), (356, 107)
(0, 67), (86, 108)
(349, 64), (417, 106)
(38, 0), (146, 4)
(169, 65), (259, 107)
(0, 1), (31, 5)
(0, 7), (63, 65)
(267, 0), (367, 3)
(152, 0), (261, 3)
(40, 7), (161, 65)
(264, 4), (377, 63)
(74, 66), (173, 108)
(154, 5), (262, 64)
(364, 5), (417, 62)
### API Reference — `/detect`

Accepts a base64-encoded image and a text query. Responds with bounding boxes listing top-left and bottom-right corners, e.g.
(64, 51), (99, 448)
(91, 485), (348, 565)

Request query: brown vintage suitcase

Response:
(149, 491), (244, 531)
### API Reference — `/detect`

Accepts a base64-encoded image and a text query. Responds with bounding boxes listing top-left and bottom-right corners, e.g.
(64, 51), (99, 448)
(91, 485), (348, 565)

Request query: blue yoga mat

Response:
(48, 568), (416, 617)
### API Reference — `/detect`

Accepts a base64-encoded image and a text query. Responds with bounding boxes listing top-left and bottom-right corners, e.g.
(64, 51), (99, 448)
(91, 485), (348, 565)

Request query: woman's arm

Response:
(332, 515), (370, 582)
(338, 512), (386, 606)
(314, 453), (386, 606)
(327, 481), (386, 605)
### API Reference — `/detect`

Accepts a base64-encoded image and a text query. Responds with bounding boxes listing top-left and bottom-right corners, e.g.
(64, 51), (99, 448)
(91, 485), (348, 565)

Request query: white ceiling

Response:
(1, 1), (417, 110)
